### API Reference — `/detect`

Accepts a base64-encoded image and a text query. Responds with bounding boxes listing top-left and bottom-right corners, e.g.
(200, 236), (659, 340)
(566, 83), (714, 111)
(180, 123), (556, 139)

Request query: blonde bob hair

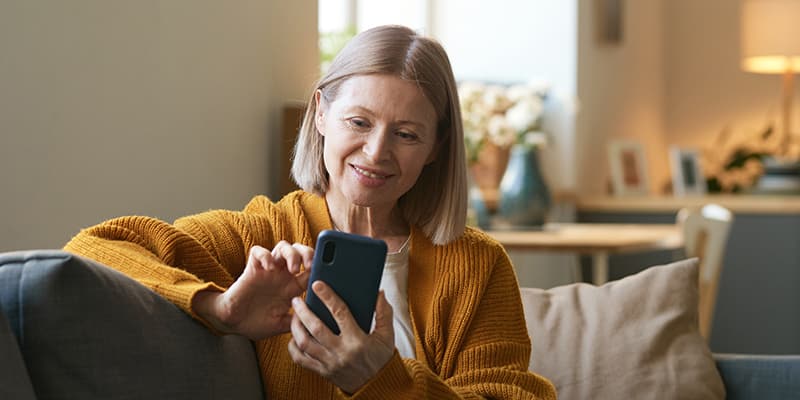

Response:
(291, 25), (467, 245)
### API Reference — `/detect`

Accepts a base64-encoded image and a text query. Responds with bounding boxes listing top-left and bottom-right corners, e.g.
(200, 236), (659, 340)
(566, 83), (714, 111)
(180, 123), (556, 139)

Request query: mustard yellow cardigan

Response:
(64, 191), (556, 399)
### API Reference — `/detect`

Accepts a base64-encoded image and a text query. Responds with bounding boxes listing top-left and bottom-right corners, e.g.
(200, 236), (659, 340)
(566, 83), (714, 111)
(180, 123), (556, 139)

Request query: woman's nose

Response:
(362, 130), (390, 162)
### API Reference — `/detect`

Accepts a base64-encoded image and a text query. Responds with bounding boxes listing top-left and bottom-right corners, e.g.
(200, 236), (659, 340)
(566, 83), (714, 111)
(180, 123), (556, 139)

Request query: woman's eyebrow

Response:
(395, 119), (428, 130)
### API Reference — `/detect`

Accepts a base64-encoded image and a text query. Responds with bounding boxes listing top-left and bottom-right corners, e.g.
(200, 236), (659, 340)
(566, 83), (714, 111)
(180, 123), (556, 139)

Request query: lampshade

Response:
(741, 0), (800, 74)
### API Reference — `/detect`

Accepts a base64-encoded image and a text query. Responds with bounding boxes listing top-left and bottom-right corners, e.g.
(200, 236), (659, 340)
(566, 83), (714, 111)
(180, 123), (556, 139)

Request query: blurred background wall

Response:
(0, 0), (318, 251)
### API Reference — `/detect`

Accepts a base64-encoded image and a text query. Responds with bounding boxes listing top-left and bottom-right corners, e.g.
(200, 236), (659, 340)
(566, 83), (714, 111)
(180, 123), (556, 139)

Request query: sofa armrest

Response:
(714, 353), (800, 400)
(0, 250), (264, 400)
(0, 305), (36, 400)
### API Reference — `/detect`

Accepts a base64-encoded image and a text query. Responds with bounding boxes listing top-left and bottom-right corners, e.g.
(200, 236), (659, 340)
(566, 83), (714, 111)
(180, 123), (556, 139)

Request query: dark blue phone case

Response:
(305, 230), (387, 334)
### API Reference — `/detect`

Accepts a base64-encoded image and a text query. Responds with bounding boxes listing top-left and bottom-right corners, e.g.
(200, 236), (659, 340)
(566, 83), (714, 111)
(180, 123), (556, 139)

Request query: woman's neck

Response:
(325, 194), (410, 252)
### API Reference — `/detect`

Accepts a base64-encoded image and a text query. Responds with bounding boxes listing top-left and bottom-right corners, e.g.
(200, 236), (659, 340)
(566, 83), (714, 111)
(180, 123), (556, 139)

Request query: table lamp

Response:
(741, 0), (800, 155)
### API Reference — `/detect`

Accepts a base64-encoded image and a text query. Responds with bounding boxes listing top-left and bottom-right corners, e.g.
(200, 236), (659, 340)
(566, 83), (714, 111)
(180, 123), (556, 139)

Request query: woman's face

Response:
(316, 74), (438, 210)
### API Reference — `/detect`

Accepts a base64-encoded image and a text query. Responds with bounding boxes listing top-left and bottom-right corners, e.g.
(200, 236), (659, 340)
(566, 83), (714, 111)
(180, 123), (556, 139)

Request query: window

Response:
(318, 0), (431, 71)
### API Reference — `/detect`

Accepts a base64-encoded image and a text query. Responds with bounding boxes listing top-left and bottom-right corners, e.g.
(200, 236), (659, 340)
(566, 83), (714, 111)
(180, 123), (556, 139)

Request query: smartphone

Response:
(305, 230), (387, 334)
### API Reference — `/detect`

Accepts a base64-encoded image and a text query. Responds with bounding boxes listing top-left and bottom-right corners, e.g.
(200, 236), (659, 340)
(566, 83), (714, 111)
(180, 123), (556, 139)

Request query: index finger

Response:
(291, 243), (314, 274)
(271, 242), (313, 274)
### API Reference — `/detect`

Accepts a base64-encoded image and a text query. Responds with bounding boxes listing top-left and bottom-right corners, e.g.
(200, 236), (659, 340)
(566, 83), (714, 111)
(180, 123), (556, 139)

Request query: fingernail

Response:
(292, 297), (302, 306)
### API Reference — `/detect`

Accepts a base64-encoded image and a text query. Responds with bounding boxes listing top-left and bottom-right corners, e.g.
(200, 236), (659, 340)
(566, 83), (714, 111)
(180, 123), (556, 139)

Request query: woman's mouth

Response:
(352, 165), (388, 180)
(350, 164), (392, 187)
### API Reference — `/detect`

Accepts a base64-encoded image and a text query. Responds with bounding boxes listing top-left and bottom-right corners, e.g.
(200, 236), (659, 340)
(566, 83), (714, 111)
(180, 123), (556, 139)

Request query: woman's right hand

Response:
(193, 242), (312, 340)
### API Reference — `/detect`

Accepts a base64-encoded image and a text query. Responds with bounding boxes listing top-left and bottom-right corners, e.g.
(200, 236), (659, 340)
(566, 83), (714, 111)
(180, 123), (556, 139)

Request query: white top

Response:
(376, 236), (416, 359)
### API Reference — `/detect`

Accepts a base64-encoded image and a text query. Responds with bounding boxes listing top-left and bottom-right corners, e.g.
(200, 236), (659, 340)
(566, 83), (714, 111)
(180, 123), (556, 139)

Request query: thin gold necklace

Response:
(388, 234), (411, 255)
(331, 222), (410, 254)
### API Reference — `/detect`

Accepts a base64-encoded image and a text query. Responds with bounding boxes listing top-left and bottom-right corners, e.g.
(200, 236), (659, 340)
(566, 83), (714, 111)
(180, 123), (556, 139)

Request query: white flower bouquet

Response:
(458, 81), (548, 164)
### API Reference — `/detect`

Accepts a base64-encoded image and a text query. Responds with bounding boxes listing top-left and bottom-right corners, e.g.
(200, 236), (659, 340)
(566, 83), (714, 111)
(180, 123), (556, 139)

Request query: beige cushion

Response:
(521, 258), (725, 400)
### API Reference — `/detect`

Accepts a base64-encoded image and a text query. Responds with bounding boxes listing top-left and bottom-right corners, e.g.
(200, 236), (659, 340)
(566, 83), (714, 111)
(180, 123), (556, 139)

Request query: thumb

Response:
(372, 291), (395, 343)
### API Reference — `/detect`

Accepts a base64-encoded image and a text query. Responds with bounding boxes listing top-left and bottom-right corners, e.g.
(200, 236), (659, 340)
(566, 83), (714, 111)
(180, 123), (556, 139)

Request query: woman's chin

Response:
(341, 189), (395, 209)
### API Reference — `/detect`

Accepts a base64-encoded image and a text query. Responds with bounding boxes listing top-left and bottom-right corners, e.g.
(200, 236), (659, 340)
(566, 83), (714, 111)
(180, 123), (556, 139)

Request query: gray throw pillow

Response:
(0, 250), (263, 400)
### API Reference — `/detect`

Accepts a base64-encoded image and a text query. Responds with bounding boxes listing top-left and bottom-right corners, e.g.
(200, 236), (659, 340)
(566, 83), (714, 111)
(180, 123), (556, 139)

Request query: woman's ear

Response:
(314, 90), (326, 136)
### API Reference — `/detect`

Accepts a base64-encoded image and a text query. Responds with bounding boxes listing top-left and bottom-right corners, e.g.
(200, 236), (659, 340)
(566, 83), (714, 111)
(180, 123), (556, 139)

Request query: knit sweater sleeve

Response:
(62, 198), (285, 323)
(342, 234), (557, 400)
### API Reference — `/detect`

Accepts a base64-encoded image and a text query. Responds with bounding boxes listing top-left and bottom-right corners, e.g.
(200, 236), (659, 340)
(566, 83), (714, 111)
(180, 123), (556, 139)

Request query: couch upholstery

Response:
(1, 250), (798, 399)
(0, 250), (263, 400)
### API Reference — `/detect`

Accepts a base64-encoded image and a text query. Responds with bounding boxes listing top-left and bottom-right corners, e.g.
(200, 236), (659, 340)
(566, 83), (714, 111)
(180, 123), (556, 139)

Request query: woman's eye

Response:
(397, 131), (418, 141)
(347, 118), (369, 129)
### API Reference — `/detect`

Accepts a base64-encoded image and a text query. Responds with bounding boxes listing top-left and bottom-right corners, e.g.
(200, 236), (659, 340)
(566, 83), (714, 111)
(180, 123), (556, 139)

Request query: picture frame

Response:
(669, 146), (706, 196)
(607, 140), (649, 196)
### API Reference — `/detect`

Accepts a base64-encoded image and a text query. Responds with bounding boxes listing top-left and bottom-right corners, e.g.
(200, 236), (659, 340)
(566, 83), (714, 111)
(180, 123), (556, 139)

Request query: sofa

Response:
(1, 250), (798, 399)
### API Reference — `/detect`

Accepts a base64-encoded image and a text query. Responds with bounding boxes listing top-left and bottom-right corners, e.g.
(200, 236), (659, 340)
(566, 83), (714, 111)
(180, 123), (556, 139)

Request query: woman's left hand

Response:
(288, 281), (395, 394)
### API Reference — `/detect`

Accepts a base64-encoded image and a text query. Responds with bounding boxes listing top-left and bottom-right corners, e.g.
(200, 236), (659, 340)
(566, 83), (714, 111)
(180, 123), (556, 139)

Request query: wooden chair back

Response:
(676, 204), (734, 341)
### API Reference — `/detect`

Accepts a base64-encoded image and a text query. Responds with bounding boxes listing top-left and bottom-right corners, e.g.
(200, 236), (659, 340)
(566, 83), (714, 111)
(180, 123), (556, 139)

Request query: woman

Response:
(65, 25), (556, 399)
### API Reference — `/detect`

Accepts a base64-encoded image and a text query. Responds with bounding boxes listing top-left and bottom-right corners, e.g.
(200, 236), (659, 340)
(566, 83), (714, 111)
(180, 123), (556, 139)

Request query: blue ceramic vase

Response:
(498, 145), (551, 227)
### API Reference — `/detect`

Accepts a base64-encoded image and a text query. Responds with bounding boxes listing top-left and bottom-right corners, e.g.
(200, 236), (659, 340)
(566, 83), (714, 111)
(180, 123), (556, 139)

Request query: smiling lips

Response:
(351, 164), (391, 186)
